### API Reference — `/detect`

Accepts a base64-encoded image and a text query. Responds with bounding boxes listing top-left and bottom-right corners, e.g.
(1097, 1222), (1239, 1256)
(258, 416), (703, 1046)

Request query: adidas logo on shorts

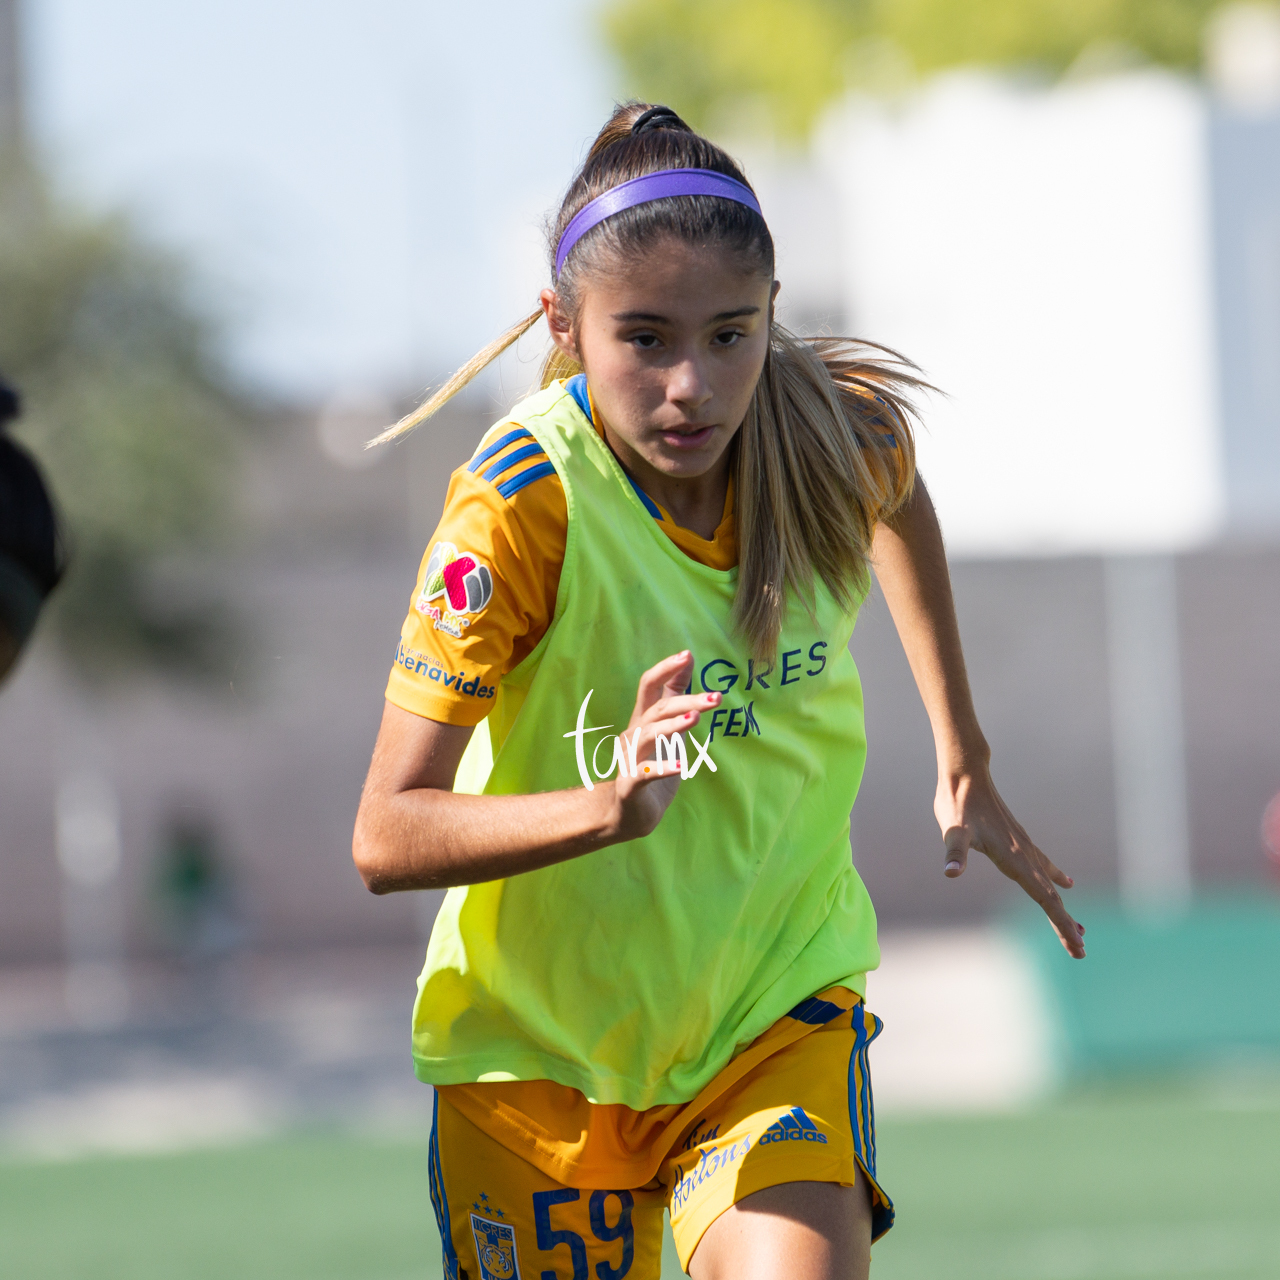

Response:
(759, 1106), (828, 1146)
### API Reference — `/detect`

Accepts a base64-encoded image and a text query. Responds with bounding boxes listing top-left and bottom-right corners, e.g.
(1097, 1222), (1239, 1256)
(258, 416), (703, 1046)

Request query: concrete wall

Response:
(849, 548), (1280, 925)
(0, 400), (488, 964)
(2, 408), (1278, 964)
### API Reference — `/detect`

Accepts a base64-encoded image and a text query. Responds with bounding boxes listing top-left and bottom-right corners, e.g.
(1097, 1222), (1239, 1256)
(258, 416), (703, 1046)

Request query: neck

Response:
(601, 424), (731, 540)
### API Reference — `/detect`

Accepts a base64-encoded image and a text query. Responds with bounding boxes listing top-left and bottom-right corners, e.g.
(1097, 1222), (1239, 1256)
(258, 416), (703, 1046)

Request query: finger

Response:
(631, 652), (695, 722)
(1046, 860), (1074, 890)
(631, 708), (712, 767)
(640, 690), (720, 727)
(986, 840), (1087, 959)
(1049, 905), (1087, 958)
(942, 825), (971, 877)
(630, 757), (684, 782)
(1032, 882), (1086, 959)
(1022, 839), (1076, 894)
(660, 652), (695, 698)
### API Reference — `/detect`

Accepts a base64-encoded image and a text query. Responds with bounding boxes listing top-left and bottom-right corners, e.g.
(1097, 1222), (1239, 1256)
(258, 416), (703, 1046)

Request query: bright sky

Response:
(24, 0), (615, 400)
(18, 5), (1237, 552)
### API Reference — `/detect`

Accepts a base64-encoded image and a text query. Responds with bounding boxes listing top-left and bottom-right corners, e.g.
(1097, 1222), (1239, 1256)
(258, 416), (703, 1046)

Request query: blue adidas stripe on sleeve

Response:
(465, 425), (556, 504)
(468, 427), (532, 473)
(497, 461), (558, 500)
(482, 441), (547, 483)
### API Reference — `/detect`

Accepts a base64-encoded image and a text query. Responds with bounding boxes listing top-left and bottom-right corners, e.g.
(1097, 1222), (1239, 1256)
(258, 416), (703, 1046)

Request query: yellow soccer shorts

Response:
(427, 1005), (893, 1280)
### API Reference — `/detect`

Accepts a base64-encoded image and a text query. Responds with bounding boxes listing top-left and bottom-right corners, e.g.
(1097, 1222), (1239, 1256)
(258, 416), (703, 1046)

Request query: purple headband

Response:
(554, 168), (765, 277)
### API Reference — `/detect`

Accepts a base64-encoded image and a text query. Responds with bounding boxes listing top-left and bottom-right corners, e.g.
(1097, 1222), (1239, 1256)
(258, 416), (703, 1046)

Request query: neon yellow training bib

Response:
(412, 381), (880, 1109)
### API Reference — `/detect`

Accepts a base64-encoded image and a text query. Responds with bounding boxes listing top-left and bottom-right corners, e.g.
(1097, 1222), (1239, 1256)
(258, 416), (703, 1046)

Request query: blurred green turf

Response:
(3, 1081), (1279, 1279)
(872, 1080), (1280, 1280)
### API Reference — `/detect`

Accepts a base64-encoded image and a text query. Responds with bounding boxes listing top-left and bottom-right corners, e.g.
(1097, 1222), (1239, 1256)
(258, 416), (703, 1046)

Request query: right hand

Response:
(606, 651), (721, 842)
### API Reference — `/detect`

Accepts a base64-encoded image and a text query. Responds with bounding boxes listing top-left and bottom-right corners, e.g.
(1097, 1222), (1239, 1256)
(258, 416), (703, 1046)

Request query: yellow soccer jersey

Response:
(386, 380), (736, 726)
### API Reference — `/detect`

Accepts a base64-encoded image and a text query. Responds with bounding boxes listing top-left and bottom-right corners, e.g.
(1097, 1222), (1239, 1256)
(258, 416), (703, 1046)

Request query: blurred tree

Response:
(605, 0), (861, 140)
(0, 153), (255, 682)
(602, 0), (1223, 138)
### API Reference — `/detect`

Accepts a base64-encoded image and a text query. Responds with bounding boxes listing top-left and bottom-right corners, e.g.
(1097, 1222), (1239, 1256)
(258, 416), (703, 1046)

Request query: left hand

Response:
(935, 766), (1086, 959)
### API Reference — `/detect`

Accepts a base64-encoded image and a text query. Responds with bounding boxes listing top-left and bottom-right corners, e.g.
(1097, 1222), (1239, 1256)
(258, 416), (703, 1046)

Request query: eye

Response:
(713, 329), (744, 347)
(630, 333), (661, 350)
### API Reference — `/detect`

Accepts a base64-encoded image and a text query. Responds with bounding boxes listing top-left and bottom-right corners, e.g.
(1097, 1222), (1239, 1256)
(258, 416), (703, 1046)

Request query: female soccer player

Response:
(353, 103), (1084, 1280)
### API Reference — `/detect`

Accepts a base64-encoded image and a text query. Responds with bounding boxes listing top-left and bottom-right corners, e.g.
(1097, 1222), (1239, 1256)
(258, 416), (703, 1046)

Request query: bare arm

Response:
(352, 652), (721, 893)
(871, 478), (1086, 958)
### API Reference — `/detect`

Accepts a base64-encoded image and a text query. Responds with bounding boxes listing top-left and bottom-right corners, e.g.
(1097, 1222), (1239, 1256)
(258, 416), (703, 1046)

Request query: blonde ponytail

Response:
(538, 345), (582, 390)
(365, 308), (543, 449)
(735, 327), (924, 660)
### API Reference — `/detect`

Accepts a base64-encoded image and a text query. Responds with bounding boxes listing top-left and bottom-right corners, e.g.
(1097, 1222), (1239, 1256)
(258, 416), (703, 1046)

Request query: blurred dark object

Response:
(0, 149), (256, 686)
(153, 812), (245, 965)
(0, 371), (64, 680)
(0, 375), (18, 423)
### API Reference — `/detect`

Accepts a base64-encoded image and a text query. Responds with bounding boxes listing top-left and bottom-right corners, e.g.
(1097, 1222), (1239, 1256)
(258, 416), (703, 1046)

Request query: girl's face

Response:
(543, 238), (777, 487)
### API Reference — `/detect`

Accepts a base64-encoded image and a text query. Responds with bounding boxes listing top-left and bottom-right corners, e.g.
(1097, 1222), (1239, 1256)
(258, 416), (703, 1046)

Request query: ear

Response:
(540, 288), (579, 361)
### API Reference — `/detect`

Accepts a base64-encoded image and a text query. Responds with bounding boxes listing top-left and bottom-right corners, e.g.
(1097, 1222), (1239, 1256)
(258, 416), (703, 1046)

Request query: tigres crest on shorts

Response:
(470, 1212), (521, 1280)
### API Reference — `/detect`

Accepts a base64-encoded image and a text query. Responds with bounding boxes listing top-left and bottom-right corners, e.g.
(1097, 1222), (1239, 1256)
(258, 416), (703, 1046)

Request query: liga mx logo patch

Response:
(421, 541), (494, 615)
(470, 1213), (521, 1280)
(417, 541), (493, 637)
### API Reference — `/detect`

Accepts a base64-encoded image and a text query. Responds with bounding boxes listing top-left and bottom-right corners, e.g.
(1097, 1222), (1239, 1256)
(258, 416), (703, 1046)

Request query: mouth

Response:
(657, 423), (717, 450)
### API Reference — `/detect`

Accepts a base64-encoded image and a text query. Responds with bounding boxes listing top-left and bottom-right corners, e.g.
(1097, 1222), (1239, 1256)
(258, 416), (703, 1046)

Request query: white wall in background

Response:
(725, 144), (849, 334)
(821, 71), (1225, 557)
(867, 929), (1057, 1112)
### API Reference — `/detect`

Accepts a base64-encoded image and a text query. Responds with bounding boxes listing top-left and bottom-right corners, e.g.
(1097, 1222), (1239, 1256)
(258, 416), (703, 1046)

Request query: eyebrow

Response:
(610, 306), (762, 324)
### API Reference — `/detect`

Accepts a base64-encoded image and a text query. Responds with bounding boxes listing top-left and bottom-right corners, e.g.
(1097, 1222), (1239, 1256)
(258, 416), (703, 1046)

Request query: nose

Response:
(666, 353), (713, 413)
